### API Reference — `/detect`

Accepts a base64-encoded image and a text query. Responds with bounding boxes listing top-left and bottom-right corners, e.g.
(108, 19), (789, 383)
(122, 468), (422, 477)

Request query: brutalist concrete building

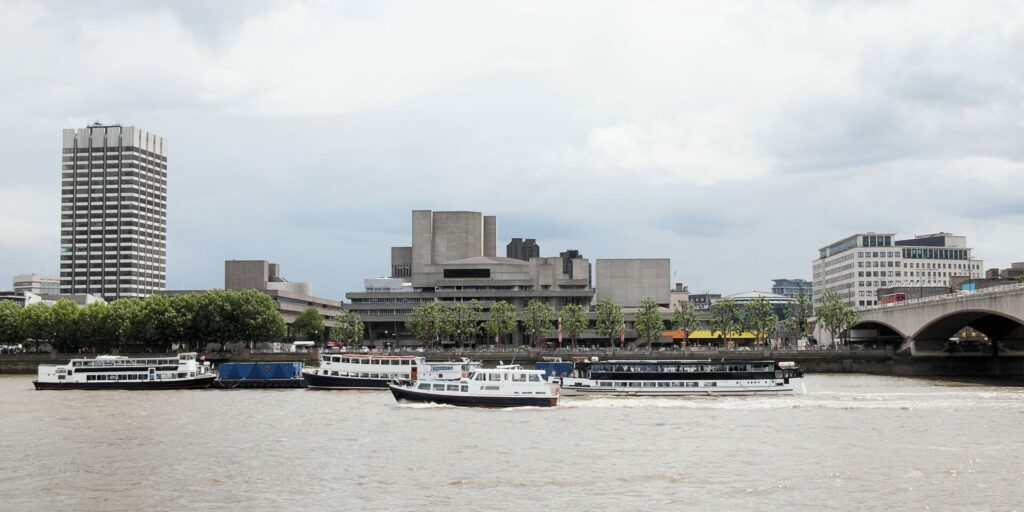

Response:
(59, 123), (167, 300)
(346, 210), (672, 346)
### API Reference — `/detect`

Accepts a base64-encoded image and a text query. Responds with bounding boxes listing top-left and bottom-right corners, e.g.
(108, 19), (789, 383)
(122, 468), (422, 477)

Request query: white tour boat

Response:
(33, 353), (216, 390)
(553, 359), (806, 396)
(302, 353), (480, 389)
(389, 367), (559, 407)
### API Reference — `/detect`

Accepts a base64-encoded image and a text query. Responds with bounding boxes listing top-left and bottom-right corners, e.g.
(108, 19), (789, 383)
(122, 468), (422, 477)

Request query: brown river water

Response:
(1, 374), (1022, 511)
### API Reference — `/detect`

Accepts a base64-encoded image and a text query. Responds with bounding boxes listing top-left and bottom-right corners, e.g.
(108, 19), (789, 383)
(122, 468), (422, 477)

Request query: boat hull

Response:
(302, 371), (390, 390)
(33, 374), (216, 390)
(212, 379), (308, 389)
(389, 384), (558, 408)
(560, 378), (807, 397)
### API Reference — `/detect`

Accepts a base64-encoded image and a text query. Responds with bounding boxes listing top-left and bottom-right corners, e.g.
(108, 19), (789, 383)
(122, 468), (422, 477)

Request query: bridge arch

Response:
(910, 308), (1024, 354)
(847, 319), (907, 347)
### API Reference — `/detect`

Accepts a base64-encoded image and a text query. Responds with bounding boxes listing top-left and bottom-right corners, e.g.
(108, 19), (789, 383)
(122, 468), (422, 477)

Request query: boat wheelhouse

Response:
(33, 353), (216, 390)
(389, 368), (559, 407)
(301, 353), (480, 390)
(554, 359), (806, 396)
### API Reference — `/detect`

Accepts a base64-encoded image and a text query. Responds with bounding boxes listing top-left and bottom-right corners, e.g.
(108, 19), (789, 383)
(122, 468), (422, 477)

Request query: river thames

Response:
(1, 374), (1021, 511)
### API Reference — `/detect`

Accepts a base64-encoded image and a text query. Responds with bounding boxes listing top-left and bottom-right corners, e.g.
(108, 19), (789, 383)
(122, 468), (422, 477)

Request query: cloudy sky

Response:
(2, 0), (1023, 298)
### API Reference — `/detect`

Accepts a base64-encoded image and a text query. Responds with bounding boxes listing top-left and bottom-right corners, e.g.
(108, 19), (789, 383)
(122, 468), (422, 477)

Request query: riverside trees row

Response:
(0, 290), (287, 353)
(398, 292), (835, 349)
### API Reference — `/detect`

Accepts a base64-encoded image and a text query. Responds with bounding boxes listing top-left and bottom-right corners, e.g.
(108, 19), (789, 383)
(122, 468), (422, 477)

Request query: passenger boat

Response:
(553, 359), (806, 396)
(33, 353), (216, 390)
(389, 367), (559, 407)
(302, 353), (480, 390)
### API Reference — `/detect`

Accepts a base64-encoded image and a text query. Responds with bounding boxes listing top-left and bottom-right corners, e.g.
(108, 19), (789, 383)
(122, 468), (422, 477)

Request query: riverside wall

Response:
(2, 349), (1022, 379)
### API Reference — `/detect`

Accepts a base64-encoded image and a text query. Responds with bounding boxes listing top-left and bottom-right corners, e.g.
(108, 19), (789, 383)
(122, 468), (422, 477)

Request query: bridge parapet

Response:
(853, 284), (1024, 357)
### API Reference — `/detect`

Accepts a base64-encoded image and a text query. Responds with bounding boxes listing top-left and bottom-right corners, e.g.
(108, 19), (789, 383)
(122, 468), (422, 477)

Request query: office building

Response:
(60, 123), (167, 300)
(12, 274), (60, 295)
(506, 238), (540, 261)
(595, 259), (671, 308)
(812, 232), (983, 308)
(688, 292), (720, 311)
(771, 278), (813, 304)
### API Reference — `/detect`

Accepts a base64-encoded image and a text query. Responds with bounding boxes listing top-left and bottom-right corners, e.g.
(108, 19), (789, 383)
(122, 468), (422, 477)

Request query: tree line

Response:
(0, 290), (287, 353)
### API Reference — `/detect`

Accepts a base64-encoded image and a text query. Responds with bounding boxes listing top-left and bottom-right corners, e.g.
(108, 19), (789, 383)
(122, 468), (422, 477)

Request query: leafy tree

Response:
(817, 291), (859, 347)
(236, 290), (286, 344)
(77, 302), (118, 352)
(333, 309), (364, 346)
(523, 299), (554, 348)
(109, 299), (144, 348)
(450, 300), (482, 347)
(743, 296), (778, 346)
(139, 295), (185, 351)
(292, 307), (325, 344)
(21, 303), (52, 352)
(782, 291), (811, 346)
(670, 300), (698, 345)
(0, 300), (23, 346)
(483, 300), (517, 346)
(49, 300), (80, 352)
(559, 303), (588, 349)
(709, 298), (741, 346)
(407, 303), (440, 348)
(595, 298), (625, 349)
(633, 297), (665, 351)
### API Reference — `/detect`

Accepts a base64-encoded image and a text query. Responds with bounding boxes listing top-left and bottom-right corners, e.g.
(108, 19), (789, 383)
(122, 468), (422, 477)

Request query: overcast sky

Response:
(2, 0), (1023, 299)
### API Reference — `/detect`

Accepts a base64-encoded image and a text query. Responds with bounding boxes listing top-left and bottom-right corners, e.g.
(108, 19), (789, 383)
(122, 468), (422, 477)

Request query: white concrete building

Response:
(12, 274), (60, 295)
(813, 232), (983, 309)
(60, 123), (167, 300)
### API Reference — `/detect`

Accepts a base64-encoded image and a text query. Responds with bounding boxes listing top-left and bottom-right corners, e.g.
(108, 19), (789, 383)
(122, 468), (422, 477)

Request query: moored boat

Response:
(389, 367), (559, 407)
(552, 359), (806, 396)
(33, 353), (216, 390)
(302, 353), (480, 390)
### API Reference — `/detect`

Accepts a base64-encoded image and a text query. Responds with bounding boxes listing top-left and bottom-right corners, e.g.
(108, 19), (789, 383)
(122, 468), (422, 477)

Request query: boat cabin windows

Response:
(487, 373), (501, 382)
(529, 374), (541, 382)
(432, 384), (446, 391)
(417, 383), (430, 390)
(512, 373), (526, 382)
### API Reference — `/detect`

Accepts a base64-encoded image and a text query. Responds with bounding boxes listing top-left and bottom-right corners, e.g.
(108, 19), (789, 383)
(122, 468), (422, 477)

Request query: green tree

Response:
(332, 309), (364, 346)
(236, 290), (286, 345)
(49, 300), (80, 352)
(0, 300), (23, 347)
(523, 299), (554, 349)
(559, 303), (588, 349)
(292, 307), (325, 344)
(709, 298), (741, 346)
(633, 296), (665, 351)
(782, 291), (811, 346)
(483, 300), (517, 346)
(77, 302), (118, 352)
(109, 299), (144, 349)
(817, 290), (859, 347)
(595, 298), (625, 349)
(450, 300), (482, 347)
(670, 300), (698, 345)
(139, 295), (185, 352)
(21, 303), (52, 352)
(407, 303), (440, 348)
(743, 296), (778, 346)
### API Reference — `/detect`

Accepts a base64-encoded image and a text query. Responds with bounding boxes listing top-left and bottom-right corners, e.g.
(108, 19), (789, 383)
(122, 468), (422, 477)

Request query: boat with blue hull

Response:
(389, 367), (559, 408)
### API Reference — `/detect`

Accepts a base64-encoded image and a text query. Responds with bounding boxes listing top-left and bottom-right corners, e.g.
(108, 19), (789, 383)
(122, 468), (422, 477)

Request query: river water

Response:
(1, 374), (1022, 511)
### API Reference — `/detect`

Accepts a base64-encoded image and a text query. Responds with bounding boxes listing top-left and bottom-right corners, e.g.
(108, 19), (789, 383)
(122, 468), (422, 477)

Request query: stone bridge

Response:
(839, 283), (1024, 356)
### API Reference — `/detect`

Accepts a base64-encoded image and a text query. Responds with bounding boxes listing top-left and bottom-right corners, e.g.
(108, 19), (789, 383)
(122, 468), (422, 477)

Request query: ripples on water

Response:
(1, 374), (1022, 511)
